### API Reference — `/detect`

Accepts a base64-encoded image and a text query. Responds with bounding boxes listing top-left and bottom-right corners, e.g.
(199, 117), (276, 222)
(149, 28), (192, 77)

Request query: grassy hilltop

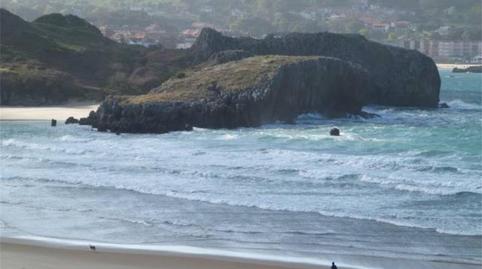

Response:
(0, 8), (189, 105)
(127, 55), (320, 104)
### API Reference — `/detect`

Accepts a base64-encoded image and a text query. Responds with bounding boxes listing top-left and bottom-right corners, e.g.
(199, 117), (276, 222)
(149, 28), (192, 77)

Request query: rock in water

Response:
(330, 128), (340, 136)
(82, 29), (442, 134)
(51, 119), (57, 127)
(90, 56), (373, 133)
(65, 116), (79, 124)
(191, 28), (440, 107)
(439, 103), (450, 108)
(452, 66), (482, 73)
(79, 111), (97, 125)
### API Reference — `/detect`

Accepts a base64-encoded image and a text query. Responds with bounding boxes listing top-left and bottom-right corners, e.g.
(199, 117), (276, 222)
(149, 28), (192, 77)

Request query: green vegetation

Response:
(127, 55), (318, 104)
(0, 61), (103, 105)
(1, 0), (479, 40)
(0, 8), (189, 105)
(370, 0), (481, 40)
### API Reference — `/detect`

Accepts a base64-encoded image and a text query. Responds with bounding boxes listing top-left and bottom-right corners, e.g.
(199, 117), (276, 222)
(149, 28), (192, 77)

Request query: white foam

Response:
(218, 134), (239, 140)
(2, 118), (481, 238)
(446, 99), (481, 110)
(58, 135), (91, 142)
(1, 138), (88, 155)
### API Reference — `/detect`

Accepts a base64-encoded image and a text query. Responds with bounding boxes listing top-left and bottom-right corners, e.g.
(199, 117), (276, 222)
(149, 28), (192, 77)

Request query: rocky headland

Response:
(84, 56), (372, 133)
(82, 28), (441, 133)
(191, 28), (441, 107)
(0, 9), (441, 133)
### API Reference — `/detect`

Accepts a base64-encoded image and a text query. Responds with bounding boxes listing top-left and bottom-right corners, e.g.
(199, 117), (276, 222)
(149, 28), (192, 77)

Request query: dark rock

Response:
(79, 110), (97, 125)
(357, 111), (380, 119)
(79, 28), (442, 134)
(97, 126), (107, 132)
(452, 66), (482, 73)
(51, 119), (57, 127)
(330, 128), (340, 136)
(452, 68), (464, 73)
(439, 102), (450, 108)
(78, 118), (89, 125)
(467, 66), (481, 73)
(191, 28), (440, 108)
(88, 56), (373, 134)
(207, 49), (254, 64)
(65, 116), (79, 124)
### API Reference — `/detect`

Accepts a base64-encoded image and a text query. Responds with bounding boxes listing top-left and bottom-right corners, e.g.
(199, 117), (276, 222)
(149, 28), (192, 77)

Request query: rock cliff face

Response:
(88, 56), (372, 133)
(191, 28), (440, 107)
(81, 28), (441, 134)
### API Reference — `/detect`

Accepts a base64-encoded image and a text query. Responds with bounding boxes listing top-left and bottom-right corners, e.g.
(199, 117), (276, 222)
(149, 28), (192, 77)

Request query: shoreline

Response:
(436, 63), (481, 70)
(1, 235), (481, 269)
(0, 236), (350, 269)
(0, 103), (98, 121)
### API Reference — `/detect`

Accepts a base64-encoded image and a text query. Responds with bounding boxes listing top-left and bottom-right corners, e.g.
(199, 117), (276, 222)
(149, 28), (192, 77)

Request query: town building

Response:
(399, 40), (482, 61)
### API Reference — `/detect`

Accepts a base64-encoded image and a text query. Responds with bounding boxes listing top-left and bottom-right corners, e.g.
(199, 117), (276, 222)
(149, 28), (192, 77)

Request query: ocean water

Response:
(1, 69), (481, 267)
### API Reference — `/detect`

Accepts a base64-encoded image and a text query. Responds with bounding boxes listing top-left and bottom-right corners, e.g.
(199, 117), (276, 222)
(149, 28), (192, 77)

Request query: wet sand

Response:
(0, 238), (337, 269)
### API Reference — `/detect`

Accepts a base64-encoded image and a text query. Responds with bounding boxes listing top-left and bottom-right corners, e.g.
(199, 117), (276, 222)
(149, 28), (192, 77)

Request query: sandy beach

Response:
(0, 237), (340, 269)
(2, 236), (480, 269)
(0, 103), (98, 121)
(436, 63), (481, 70)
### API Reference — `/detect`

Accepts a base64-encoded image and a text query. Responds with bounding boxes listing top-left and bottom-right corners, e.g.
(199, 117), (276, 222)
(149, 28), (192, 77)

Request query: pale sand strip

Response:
(0, 103), (99, 121)
(436, 63), (481, 70)
(0, 243), (336, 269)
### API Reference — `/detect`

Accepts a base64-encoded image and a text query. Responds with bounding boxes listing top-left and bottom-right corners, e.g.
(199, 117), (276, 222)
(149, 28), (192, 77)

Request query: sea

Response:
(1, 68), (481, 268)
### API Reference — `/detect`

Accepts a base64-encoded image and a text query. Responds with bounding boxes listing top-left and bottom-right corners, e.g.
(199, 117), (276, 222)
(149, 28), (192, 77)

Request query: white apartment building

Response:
(400, 40), (482, 60)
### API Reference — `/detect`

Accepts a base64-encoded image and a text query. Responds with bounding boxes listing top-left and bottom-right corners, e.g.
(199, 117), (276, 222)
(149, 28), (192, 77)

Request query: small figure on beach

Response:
(51, 119), (57, 127)
(330, 128), (340, 136)
(331, 261), (338, 269)
(89, 245), (96, 251)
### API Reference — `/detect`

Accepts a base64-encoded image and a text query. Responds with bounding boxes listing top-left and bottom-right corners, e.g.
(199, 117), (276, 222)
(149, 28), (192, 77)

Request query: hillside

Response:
(3, 0), (479, 43)
(0, 9), (189, 105)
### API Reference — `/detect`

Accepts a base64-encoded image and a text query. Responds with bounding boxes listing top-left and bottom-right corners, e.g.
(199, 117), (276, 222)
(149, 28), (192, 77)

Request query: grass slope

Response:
(0, 8), (189, 105)
(127, 55), (318, 104)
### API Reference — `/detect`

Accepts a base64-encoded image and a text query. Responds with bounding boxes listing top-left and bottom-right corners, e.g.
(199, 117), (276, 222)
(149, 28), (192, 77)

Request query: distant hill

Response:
(0, 9), (189, 105)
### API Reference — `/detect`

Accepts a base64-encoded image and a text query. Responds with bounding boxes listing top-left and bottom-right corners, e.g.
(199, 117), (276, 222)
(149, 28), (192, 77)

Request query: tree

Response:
(358, 28), (369, 37)
(387, 32), (397, 41)
(344, 19), (364, 33)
